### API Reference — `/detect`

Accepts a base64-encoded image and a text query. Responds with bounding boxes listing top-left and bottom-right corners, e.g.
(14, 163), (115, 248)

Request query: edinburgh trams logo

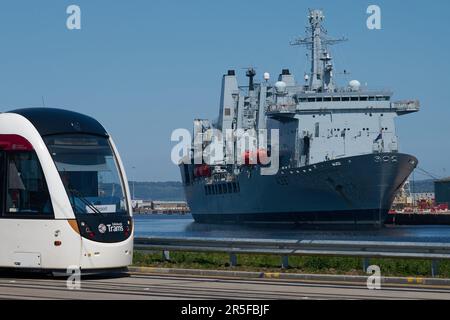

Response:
(98, 224), (107, 234)
(99, 223), (124, 233)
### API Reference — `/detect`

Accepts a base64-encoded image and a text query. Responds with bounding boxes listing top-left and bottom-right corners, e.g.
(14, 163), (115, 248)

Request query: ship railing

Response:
(392, 100), (420, 112)
(134, 236), (449, 276)
(266, 104), (297, 114)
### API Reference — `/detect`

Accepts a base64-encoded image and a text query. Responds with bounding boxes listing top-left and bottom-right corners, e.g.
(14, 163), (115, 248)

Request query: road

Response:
(1, 271), (450, 299)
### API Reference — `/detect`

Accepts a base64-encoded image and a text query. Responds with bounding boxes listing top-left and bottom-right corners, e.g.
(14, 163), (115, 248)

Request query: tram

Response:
(0, 108), (133, 272)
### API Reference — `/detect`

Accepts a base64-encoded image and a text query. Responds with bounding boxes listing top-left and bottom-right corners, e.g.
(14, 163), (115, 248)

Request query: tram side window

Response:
(5, 152), (53, 216)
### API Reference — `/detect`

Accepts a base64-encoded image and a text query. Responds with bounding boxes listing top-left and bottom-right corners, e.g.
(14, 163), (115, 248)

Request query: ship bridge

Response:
(266, 90), (420, 118)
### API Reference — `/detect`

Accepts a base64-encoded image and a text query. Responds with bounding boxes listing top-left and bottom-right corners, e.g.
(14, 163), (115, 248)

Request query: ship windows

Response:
(332, 97), (341, 102)
(205, 182), (240, 196)
(316, 97), (323, 102)
(351, 97), (358, 101)
(307, 98), (315, 102)
(324, 97), (332, 102)
(315, 122), (320, 138)
(224, 108), (231, 116)
(368, 96), (375, 101)
(360, 96), (368, 101)
(342, 97), (350, 101)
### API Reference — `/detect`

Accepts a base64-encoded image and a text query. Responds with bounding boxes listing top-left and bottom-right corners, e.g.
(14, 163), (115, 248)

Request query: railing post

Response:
(162, 250), (170, 262)
(281, 256), (289, 269)
(229, 253), (237, 267)
(431, 260), (440, 278)
(362, 258), (370, 272)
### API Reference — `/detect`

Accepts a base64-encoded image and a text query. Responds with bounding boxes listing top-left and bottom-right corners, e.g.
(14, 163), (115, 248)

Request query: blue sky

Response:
(0, 0), (449, 181)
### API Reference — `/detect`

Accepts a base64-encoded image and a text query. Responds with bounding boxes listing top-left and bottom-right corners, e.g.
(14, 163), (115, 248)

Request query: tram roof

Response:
(7, 108), (108, 137)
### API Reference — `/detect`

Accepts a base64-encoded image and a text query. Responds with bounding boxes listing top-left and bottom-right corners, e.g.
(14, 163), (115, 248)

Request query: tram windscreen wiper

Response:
(68, 189), (102, 215)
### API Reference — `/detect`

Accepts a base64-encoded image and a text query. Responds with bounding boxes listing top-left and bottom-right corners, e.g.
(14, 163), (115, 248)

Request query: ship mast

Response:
(291, 9), (347, 92)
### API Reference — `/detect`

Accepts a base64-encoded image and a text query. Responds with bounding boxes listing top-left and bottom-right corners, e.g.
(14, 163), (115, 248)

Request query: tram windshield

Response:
(44, 134), (129, 216)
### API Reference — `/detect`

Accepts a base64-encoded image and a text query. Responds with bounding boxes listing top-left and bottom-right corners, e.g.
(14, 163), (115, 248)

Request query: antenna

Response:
(290, 9), (347, 91)
(244, 67), (256, 91)
(41, 96), (46, 108)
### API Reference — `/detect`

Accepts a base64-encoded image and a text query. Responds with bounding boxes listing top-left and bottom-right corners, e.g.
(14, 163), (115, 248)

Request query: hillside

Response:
(128, 181), (185, 201)
(409, 179), (435, 194)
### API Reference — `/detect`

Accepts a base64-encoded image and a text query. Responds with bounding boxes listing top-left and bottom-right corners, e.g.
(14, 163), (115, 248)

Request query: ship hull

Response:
(180, 153), (418, 226)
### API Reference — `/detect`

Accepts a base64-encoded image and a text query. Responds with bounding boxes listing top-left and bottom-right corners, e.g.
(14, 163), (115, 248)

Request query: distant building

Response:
(411, 192), (435, 202)
(134, 200), (190, 214)
(131, 200), (144, 209)
(152, 201), (190, 213)
(435, 178), (450, 206)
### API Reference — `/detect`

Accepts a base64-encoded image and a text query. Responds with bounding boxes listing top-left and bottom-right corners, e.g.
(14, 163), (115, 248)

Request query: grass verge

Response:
(133, 251), (450, 278)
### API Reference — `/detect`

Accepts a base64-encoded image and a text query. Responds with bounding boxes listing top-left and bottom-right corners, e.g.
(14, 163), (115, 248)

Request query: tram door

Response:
(0, 140), (81, 269)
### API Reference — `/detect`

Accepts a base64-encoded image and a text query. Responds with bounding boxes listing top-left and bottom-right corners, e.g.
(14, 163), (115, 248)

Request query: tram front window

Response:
(44, 134), (129, 216)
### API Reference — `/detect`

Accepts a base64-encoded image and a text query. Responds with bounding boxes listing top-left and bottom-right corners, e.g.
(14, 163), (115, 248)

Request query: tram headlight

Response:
(124, 219), (132, 237)
(124, 225), (131, 237)
(80, 221), (96, 239)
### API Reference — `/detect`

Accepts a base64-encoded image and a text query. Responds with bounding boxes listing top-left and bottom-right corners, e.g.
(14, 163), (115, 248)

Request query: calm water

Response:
(134, 214), (450, 243)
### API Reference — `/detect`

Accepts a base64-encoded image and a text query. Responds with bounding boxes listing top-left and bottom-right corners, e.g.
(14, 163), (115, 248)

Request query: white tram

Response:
(0, 108), (133, 272)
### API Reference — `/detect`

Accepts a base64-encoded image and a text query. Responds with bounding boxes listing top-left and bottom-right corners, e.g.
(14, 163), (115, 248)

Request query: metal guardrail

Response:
(392, 100), (420, 112)
(134, 237), (450, 276)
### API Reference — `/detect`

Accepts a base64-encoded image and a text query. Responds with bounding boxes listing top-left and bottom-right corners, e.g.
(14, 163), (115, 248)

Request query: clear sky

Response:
(0, 0), (449, 181)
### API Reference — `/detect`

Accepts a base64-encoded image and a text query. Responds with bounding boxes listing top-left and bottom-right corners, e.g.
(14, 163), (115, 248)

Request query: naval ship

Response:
(179, 9), (419, 226)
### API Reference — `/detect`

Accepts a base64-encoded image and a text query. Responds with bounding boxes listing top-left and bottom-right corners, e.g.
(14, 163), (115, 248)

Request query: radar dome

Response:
(275, 81), (287, 93)
(349, 80), (361, 91)
(263, 72), (270, 81)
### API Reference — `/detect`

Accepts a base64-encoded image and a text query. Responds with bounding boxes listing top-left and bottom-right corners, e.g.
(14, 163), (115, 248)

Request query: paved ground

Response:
(1, 271), (450, 299)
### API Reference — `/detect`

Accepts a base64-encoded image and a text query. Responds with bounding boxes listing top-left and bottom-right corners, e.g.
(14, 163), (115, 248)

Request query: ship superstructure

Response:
(180, 9), (419, 226)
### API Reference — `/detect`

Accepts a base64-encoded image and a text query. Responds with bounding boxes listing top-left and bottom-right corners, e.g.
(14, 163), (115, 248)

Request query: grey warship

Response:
(179, 9), (419, 226)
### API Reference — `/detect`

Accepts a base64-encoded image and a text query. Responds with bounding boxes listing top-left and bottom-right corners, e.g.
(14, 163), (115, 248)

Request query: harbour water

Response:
(134, 214), (450, 243)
